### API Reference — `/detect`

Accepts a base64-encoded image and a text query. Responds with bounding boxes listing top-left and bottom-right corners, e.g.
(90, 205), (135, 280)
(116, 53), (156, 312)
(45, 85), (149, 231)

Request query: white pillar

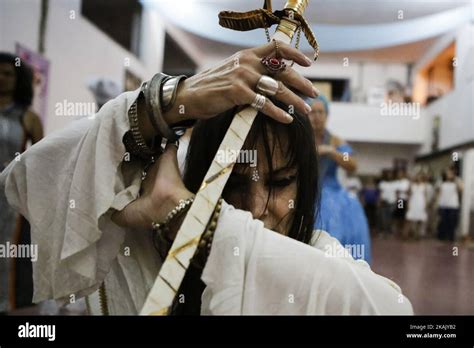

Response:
(460, 148), (474, 237)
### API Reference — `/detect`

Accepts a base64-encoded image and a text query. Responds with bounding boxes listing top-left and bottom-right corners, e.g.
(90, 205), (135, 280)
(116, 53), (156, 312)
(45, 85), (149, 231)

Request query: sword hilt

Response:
(275, 0), (309, 41)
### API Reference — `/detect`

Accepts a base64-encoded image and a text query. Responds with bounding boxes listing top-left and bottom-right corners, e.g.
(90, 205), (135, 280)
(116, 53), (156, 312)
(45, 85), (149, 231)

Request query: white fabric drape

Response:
(0, 90), (413, 315)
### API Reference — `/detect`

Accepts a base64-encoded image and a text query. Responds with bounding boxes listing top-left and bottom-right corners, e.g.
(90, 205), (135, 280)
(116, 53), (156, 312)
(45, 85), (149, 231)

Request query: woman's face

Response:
(224, 131), (297, 236)
(308, 100), (327, 134)
(0, 63), (16, 95)
(446, 169), (455, 180)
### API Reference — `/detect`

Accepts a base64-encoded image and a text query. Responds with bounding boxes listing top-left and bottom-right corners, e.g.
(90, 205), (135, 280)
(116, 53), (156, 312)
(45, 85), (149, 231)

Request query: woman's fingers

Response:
(248, 54), (318, 98)
(258, 95), (294, 124)
(236, 85), (293, 124)
(274, 81), (312, 115)
(231, 65), (311, 116)
(253, 40), (313, 67)
(276, 66), (318, 98)
(250, 42), (318, 98)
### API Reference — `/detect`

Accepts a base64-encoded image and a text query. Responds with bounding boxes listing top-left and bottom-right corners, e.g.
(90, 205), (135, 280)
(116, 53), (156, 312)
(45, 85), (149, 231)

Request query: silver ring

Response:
(251, 93), (266, 110)
(256, 75), (279, 96)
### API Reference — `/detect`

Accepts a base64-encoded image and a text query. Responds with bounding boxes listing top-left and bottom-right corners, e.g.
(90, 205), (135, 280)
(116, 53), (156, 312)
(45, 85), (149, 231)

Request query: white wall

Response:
(415, 24), (474, 155)
(349, 142), (419, 176)
(327, 102), (427, 144)
(0, 0), (165, 135)
(294, 60), (409, 103)
(418, 81), (474, 155)
(461, 148), (474, 236)
(0, 0), (41, 52)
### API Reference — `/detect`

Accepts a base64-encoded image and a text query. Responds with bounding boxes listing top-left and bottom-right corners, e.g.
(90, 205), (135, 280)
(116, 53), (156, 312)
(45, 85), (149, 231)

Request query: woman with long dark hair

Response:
(184, 101), (318, 244)
(0, 52), (43, 313)
(1, 42), (412, 315)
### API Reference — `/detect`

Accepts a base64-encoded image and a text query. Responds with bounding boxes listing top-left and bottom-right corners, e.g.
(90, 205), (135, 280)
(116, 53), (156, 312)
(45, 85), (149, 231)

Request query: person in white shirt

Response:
(423, 173), (437, 237)
(393, 169), (410, 235)
(403, 173), (428, 240)
(377, 170), (397, 237)
(437, 167), (463, 241)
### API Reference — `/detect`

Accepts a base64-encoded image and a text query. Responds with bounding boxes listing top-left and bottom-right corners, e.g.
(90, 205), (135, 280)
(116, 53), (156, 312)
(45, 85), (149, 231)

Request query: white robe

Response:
(0, 90), (413, 315)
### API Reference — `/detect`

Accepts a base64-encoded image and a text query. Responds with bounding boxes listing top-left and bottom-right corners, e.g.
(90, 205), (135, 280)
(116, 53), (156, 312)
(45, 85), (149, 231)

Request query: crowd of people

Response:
(356, 167), (463, 241)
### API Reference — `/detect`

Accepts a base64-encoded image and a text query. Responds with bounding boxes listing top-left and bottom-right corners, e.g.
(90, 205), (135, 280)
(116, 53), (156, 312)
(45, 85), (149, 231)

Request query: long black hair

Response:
(0, 52), (34, 108)
(170, 99), (320, 315)
(183, 99), (320, 244)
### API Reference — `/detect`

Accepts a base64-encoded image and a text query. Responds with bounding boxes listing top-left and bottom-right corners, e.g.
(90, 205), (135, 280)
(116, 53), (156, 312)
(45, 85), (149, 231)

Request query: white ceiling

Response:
(144, 0), (472, 64)
(203, 0), (471, 25)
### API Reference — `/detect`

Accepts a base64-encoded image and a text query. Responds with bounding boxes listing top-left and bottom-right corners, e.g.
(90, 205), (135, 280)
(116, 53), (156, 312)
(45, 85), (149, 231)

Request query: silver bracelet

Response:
(125, 97), (157, 159)
(151, 196), (195, 232)
(161, 75), (187, 112)
(145, 74), (177, 141)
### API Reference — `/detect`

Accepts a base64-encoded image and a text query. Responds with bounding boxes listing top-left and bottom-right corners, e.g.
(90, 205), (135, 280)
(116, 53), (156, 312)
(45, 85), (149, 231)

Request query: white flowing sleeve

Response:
(201, 201), (414, 315)
(0, 90), (144, 304)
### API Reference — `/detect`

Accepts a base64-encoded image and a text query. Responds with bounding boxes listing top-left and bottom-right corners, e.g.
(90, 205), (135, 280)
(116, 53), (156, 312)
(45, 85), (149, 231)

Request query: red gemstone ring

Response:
(261, 56), (287, 74)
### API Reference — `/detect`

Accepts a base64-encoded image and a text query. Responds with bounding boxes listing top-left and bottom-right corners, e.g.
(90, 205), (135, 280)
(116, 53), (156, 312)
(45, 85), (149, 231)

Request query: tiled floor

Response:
(371, 236), (474, 314)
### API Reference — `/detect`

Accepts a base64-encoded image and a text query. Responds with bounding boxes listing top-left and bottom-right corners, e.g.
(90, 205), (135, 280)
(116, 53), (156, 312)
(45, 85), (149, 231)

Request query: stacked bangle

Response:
(123, 72), (192, 160)
(161, 75), (187, 113)
(144, 73), (187, 142)
(144, 74), (177, 141)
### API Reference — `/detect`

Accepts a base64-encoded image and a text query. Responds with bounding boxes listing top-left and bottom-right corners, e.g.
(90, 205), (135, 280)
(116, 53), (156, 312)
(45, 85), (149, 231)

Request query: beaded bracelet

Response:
(152, 197), (223, 263)
(123, 93), (160, 160)
(152, 196), (195, 232)
(152, 196), (195, 259)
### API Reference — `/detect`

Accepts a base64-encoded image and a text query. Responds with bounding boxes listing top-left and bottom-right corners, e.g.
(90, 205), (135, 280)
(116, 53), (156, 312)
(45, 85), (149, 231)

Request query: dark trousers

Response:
(379, 202), (394, 234)
(364, 203), (377, 228)
(437, 208), (459, 241)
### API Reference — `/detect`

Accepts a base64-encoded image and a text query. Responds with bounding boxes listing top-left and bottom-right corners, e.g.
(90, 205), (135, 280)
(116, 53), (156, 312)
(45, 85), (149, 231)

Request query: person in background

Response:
(403, 172), (428, 240)
(378, 169), (397, 237)
(87, 78), (122, 110)
(360, 177), (379, 236)
(0, 52), (43, 313)
(422, 172), (437, 238)
(393, 169), (410, 237)
(437, 167), (463, 241)
(307, 95), (371, 263)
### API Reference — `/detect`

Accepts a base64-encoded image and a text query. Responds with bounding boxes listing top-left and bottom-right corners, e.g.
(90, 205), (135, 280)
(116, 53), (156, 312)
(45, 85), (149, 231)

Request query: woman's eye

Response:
(269, 175), (296, 188)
